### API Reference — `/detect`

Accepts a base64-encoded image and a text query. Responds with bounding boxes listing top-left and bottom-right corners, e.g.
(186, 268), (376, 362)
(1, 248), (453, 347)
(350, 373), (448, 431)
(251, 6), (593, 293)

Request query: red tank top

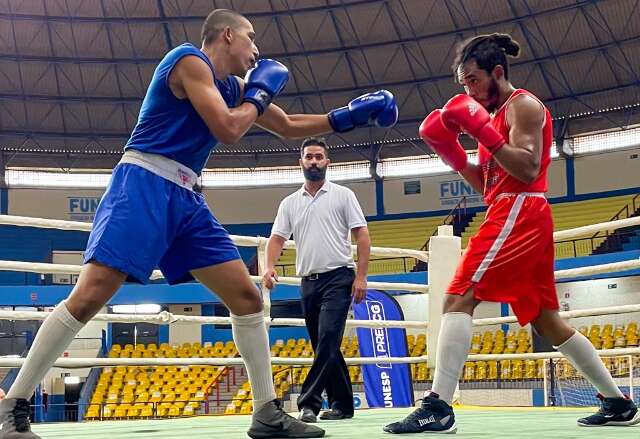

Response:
(478, 89), (553, 204)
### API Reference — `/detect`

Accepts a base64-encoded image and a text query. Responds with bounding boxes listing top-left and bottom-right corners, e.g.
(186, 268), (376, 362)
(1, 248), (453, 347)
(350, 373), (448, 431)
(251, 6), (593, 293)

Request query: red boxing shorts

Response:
(448, 192), (559, 325)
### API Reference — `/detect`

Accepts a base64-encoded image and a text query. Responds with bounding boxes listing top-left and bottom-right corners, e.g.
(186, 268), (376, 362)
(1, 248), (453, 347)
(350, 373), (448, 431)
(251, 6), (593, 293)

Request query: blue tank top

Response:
(125, 43), (241, 174)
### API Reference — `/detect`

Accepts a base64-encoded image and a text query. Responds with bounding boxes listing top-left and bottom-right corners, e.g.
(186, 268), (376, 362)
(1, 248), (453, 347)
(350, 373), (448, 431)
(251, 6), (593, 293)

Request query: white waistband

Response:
(119, 150), (197, 191)
(494, 192), (546, 201)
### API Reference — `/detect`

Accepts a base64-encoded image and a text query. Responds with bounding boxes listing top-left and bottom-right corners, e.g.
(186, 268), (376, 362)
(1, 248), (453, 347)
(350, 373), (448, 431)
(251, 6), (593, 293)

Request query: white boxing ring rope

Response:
(0, 214), (638, 369)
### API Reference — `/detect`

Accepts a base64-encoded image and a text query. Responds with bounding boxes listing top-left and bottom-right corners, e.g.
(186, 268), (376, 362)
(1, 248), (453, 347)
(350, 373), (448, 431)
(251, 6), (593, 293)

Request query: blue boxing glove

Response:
(328, 90), (399, 133)
(242, 59), (289, 115)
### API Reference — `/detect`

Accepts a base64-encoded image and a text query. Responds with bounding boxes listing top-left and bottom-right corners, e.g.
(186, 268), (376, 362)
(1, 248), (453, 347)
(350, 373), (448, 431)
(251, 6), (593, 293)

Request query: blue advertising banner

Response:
(353, 289), (414, 408)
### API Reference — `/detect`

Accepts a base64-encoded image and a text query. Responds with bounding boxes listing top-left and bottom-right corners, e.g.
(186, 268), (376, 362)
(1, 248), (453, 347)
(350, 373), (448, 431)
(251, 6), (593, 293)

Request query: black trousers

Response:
(297, 266), (355, 415)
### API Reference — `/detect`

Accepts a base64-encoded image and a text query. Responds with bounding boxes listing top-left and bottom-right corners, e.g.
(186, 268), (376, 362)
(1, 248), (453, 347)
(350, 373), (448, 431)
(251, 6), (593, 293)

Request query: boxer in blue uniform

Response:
(0, 9), (398, 439)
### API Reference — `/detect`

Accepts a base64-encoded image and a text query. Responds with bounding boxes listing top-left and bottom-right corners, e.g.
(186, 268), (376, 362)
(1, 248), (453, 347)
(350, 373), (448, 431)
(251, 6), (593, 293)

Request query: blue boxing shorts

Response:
(83, 163), (240, 284)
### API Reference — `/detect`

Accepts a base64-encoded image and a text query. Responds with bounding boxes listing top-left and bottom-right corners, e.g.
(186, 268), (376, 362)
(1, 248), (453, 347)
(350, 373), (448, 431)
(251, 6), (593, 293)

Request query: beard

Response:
(484, 78), (501, 113)
(303, 165), (327, 182)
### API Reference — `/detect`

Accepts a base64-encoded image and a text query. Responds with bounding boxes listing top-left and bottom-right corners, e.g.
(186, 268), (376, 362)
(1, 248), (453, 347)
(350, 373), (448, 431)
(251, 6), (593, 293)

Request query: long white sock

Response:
(557, 331), (624, 398)
(430, 312), (473, 405)
(7, 301), (85, 400)
(231, 312), (277, 411)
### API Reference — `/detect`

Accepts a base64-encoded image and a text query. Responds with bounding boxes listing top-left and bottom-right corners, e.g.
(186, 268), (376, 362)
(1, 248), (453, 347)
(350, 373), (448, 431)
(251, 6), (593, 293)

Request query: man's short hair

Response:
(300, 137), (329, 156)
(201, 9), (248, 45)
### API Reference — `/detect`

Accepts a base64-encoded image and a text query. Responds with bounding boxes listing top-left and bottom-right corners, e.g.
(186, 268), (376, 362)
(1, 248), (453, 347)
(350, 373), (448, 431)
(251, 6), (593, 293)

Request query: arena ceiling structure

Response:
(0, 0), (639, 171)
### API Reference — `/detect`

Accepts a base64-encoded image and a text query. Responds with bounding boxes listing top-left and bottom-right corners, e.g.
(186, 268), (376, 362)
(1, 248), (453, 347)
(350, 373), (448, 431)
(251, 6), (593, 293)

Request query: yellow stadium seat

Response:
(135, 392), (149, 403)
(140, 405), (154, 417)
(470, 332), (482, 354)
(524, 360), (537, 379)
(113, 406), (128, 418)
(487, 361), (498, 380)
(474, 361), (487, 380)
(85, 406), (100, 419)
(102, 405), (114, 419)
(511, 360), (523, 380)
(499, 360), (511, 380)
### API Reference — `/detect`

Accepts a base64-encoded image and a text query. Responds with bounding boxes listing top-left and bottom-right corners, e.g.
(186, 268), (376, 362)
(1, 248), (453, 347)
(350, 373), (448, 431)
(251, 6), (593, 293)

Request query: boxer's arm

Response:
(174, 56), (259, 144)
(265, 234), (286, 270)
(262, 234), (287, 290)
(493, 95), (545, 184)
(459, 163), (484, 194)
(351, 226), (370, 304)
(234, 76), (332, 139)
(256, 103), (333, 139)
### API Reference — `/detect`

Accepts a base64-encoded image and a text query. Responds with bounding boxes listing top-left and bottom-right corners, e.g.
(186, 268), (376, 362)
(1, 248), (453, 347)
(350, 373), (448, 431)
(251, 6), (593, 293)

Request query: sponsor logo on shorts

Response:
(176, 169), (193, 187)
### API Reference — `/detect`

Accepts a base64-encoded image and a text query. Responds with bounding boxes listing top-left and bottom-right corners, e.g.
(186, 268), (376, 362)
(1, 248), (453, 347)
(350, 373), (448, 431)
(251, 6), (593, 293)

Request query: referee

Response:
(262, 137), (371, 423)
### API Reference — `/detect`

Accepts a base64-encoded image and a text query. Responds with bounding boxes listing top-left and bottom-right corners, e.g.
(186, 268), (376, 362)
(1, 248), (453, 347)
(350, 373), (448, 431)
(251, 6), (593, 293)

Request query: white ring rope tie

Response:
(2, 347), (640, 369)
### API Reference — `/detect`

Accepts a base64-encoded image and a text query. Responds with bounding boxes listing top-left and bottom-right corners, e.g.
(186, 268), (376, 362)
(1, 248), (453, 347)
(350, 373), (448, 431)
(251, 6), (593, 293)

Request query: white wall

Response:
(383, 173), (485, 215)
(546, 158), (567, 198)
(556, 276), (640, 328)
(168, 304), (202, 346)
(383, 159), (568, 215)
(203, 180), (377, 224)
(8, 188), (104, 221)
(574, 147), (640, 194)
(7, 149), (638, 225)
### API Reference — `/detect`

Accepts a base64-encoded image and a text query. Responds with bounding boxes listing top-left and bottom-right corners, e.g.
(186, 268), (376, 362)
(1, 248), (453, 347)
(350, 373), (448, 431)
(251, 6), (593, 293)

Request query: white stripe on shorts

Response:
(471, 193), (526, 283)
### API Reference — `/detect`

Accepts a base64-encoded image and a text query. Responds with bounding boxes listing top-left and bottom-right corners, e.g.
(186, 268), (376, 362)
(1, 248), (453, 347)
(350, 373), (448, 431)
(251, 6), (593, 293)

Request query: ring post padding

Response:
(426, 225), (461, 369)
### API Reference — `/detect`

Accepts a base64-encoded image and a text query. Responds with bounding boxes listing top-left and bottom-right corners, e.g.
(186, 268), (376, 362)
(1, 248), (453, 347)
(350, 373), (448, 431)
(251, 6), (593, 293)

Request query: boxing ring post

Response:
(256, 237), (271, 324)
(426, 225), (461, 369)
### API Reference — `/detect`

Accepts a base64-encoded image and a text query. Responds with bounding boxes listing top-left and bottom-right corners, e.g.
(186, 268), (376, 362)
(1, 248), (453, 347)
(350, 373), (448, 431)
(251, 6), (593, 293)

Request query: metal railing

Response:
(422, 196), (468, 251)
(555, 229), (640, 259)
(555, 193), (640, 259)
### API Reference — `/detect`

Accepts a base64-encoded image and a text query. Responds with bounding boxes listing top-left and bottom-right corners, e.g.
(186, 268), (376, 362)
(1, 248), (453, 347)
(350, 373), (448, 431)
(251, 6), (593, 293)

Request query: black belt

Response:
(302, 266), (352, 281)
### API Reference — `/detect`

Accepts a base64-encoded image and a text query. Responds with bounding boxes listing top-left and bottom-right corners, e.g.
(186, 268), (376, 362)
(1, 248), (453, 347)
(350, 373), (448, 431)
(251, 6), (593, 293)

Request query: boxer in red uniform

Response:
(384, 33), (639, 434)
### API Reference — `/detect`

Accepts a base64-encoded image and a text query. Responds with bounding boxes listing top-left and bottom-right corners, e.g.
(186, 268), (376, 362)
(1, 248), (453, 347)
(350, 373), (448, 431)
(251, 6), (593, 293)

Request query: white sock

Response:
(557, 331), (624, 398)
(231, 312), (277, 410)
(7, 301), (85, 400)
(430, 312), (473, 405)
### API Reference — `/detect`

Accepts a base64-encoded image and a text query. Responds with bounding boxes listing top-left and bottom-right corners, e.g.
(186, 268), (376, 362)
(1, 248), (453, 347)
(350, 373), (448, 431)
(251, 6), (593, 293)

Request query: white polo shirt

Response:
(271, 180), (367, 277)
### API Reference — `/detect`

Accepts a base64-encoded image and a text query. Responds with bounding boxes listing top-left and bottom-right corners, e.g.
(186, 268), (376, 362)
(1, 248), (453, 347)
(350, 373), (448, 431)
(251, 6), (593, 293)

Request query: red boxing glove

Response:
(441, 94), (506, 153)
(419, 110), (468, 172)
